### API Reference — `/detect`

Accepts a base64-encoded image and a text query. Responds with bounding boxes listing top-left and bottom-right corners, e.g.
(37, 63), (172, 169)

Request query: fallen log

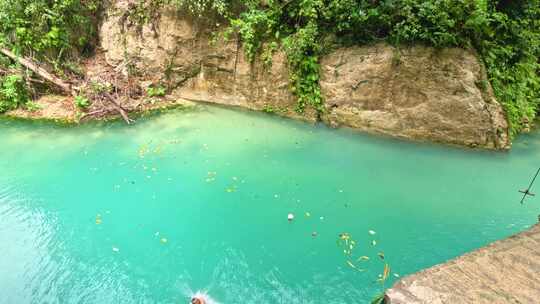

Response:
(79, 109), (110, 121)
(1, 48), (133, 124)
(104, 92), (133, 124)
(1, 48), (72, 93)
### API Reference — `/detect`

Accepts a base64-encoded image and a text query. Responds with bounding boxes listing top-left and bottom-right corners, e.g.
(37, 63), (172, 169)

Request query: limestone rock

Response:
(320, 44), (509, 149)
(99, 2), (510, 149)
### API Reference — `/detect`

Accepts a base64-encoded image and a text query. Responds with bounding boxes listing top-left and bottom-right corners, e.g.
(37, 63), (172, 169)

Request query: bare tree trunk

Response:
(1, 48), (72, 94)
(104, 92), (133, 124)
(1, 48), (133, 124)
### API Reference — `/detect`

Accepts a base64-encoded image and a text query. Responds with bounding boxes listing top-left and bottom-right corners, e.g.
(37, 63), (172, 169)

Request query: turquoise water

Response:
(1, 105), (539, 304)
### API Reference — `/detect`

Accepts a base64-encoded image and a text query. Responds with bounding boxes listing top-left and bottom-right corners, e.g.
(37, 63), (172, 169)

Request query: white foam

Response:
(180, 285), (220, 304)
(190, 291), (220, 304)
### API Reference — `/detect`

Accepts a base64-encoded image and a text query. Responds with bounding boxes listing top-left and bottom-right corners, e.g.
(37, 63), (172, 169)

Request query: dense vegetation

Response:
(228, 0), (539, 135)
(0, 0), (98, 110)
(0, 0), (538, 136)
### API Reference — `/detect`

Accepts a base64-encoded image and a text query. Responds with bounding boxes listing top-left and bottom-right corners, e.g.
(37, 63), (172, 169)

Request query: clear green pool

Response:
(1, 105), (539, 303)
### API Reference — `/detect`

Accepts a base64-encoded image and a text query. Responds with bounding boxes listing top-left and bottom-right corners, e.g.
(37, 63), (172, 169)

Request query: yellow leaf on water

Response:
(339, 233), (350, 240)
(346, 260), (356, 269)
(382, 263), (390, 281)
(160, 238), (168, 244)
(357, 256), (370, 261)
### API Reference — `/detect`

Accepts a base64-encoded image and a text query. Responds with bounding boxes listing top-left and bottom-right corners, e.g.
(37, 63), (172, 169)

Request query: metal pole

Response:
(520, 167), (540, 204)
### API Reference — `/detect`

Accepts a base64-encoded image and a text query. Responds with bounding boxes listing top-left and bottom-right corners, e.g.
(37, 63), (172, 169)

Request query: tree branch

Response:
(0, 48), (72, 94)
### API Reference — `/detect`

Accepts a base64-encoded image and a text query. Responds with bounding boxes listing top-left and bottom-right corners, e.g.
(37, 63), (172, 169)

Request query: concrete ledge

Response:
(385, 223), (540, 304)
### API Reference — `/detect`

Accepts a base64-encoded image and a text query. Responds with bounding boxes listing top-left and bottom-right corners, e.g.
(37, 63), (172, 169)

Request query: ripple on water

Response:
(0, 107), (539, 303)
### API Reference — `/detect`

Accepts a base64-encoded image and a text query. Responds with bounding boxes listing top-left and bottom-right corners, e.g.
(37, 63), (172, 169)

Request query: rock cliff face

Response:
(99, 1), (509, 149)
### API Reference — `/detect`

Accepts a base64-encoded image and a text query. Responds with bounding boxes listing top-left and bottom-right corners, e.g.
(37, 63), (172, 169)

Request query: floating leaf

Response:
(160, 238), (168, 244)
(339, 233), (350, 241)
(357, 256), (370, 261)
(378, 252), (385, 260)
(382, 263), (390, 281)
(346, 260), (365, 272)
(369, 230), (376, 235)
(371, 240), (377, 246)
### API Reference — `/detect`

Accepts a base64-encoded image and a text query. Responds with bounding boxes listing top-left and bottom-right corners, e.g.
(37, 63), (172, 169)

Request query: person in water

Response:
(191, 297), (205, 304)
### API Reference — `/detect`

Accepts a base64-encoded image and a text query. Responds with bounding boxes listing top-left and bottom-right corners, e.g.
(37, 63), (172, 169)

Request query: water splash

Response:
(190, 291), (220, 304)
(180, 285), (220, 304)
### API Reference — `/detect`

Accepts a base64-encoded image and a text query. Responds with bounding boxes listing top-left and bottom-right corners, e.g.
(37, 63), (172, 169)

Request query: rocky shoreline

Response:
(97, 1), (510, 149)
(0, 1), (517, 150)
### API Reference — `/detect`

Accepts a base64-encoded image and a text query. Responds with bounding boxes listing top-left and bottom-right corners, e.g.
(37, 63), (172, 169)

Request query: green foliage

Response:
(126, 0), (231, 28)
(262, 104), (275, 114)
(90, 81), (112, 94)
(370, 294), (386, 304)
(282, 22), (323, 114)
(231, 1), (326, 114)
(230, 0), (540, 135)
(474, 1), (540, 136)
(0, 0), (99, 107)
(0, 0), (99, 59)
(169, 0), (230, 18)
(0, 75), (29, 113)
(0, 0), (537, 136)
(126, 0), (168, 28)
(25, 101), (42, 112)
(146, 85), (166, 97)
(74, 95), (90, 109)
